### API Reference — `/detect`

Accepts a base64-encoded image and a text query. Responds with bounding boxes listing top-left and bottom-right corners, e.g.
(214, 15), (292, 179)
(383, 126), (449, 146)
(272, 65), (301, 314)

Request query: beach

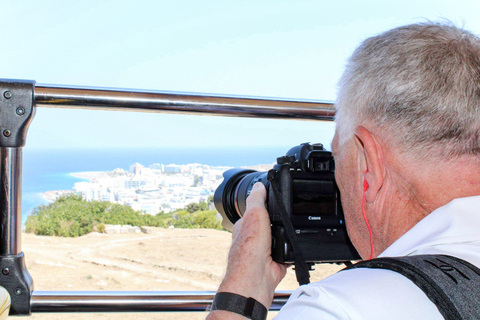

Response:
(23, 227), (342, 320)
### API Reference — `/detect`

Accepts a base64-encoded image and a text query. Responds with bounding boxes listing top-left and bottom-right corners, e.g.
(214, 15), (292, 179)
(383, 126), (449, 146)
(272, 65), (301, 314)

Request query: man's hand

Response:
(207, 183), (287, 319)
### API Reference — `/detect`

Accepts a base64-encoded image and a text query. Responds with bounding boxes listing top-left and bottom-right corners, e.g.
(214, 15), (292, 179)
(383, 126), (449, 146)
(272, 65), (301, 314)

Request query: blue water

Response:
(22, 146), (290, 223)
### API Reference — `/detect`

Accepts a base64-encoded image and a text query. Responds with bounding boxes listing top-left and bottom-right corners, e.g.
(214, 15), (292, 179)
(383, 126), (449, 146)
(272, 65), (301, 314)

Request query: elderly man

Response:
(207, 22), (480, 319)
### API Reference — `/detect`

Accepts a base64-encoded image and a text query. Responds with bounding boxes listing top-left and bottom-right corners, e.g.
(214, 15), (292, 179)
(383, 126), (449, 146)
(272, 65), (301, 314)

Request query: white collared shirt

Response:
(275, 195), (480, 319)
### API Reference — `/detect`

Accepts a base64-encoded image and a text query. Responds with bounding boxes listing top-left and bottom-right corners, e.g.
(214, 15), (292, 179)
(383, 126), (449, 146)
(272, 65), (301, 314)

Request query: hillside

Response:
(22, 228), (343, 320)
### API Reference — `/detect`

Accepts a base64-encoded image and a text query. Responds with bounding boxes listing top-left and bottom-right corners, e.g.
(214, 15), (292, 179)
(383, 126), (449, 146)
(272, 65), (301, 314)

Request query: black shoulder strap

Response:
(270, 181), (311, 285)
(346, 255), (480, 320)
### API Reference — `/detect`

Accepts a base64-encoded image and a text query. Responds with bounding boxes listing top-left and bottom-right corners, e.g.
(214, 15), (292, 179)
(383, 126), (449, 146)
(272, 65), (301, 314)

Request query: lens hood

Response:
(213, 168), (256, 231)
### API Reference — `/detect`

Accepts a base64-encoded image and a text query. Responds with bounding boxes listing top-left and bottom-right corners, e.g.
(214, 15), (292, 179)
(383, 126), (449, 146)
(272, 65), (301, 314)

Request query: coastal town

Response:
(67, 163), (230, 215)
(42, 162), (274, 215)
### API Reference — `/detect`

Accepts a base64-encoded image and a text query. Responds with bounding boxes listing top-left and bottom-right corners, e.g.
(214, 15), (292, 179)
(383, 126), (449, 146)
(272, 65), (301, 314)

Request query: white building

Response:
(72, 162), (229, 214)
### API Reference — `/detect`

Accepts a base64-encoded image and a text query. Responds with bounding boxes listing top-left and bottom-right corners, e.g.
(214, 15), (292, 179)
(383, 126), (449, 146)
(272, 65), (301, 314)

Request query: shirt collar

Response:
(379, 195), (480, 258)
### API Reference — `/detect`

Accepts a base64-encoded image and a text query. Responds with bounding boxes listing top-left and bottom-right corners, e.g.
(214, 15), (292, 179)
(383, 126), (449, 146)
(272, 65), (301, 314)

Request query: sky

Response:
(1, 0), (480, 150)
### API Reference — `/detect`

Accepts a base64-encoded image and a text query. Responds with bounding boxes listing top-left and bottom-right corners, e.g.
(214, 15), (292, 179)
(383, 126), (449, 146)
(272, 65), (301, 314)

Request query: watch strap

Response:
(211, 292), (268, 320)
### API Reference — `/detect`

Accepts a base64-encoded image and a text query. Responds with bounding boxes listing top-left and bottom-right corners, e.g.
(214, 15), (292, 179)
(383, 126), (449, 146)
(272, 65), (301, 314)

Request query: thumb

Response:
(245, 183), (267, 212)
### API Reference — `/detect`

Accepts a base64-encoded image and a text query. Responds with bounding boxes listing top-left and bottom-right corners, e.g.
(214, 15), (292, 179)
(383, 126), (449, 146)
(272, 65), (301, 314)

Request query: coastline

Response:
(22, 146), (283, 221)
(42, 190), (74, 203)
(70, 171), (109, 180)
(38, 172), (99, 203)
(45, 164), (275, 210)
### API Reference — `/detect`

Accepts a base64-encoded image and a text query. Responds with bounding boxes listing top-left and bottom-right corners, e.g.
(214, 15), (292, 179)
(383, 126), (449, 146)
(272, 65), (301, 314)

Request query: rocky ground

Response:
(22, 228), (343, 320)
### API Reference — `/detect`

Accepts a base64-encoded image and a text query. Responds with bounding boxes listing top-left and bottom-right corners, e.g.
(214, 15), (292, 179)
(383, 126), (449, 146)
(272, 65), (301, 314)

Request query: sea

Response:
(21, 146), (289, 224)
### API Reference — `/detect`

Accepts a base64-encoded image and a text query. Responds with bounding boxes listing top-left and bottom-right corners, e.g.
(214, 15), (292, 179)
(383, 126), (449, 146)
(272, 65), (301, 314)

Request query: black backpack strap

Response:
(345, 255), (480, 320)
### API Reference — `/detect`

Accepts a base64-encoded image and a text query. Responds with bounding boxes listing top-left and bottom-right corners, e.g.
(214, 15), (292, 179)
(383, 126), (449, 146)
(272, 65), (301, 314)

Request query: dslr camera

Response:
(214, 143), (360, 264)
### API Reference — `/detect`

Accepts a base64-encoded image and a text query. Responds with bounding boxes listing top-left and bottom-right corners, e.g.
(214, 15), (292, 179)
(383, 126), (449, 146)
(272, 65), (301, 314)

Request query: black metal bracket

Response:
(0, 253), (33, 315)
(0, 79), (36, 148)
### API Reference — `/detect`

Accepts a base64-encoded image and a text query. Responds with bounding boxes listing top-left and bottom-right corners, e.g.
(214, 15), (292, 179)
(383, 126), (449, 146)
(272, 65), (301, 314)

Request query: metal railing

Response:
(0, 79), (335, 315)
(34, 83), (335, 120)
(31, 291), (292, 313)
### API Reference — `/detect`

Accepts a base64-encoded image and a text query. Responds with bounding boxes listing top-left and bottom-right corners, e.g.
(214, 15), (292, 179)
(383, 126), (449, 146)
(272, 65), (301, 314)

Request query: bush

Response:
(25, 194), (224, 237)
(173, 210), (222, 229)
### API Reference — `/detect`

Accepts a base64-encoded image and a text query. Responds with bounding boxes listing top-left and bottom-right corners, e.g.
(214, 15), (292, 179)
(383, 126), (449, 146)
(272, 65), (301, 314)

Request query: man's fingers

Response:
(232, 183), (266, 237)
(245, 182), (267, 212)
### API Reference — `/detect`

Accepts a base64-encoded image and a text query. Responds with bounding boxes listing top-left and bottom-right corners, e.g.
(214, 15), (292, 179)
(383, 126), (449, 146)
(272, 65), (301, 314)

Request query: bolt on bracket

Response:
(0, 79), (36, 148)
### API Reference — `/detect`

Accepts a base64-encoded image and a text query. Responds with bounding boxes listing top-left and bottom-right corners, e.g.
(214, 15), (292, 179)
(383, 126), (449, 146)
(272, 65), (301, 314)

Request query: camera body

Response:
(214, 143), (360, 264)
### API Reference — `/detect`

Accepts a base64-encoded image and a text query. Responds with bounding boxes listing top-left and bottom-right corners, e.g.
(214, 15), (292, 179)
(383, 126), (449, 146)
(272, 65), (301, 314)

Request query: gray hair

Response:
(335, 22), (480, 160)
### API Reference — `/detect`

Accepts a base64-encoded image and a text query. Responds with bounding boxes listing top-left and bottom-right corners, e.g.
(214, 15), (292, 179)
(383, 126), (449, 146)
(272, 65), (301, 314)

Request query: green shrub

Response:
(25, 194), (224, 237)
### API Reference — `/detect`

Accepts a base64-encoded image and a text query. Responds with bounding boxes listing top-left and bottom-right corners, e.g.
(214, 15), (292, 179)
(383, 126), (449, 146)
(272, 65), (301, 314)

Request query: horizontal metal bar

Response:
(34, 84), (335, 121)
(30, 291), (292, 313)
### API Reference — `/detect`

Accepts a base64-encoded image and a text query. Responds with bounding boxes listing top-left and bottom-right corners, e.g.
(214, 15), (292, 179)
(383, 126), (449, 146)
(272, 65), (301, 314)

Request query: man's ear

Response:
(354, 126), (384, 203)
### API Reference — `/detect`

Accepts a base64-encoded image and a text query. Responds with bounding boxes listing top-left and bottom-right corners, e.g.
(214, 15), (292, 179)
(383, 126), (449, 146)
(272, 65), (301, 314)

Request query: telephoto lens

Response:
(213, 168), (269, 231)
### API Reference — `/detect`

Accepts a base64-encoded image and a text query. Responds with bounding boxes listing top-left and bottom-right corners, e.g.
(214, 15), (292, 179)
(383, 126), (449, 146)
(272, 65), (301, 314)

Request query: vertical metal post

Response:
(0, 148), (22, 256)
(0, 79), (36, 315)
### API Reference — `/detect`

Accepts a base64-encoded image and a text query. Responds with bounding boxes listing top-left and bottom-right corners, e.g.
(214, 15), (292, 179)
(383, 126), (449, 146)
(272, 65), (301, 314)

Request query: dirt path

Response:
(22, 228), (342, 319)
